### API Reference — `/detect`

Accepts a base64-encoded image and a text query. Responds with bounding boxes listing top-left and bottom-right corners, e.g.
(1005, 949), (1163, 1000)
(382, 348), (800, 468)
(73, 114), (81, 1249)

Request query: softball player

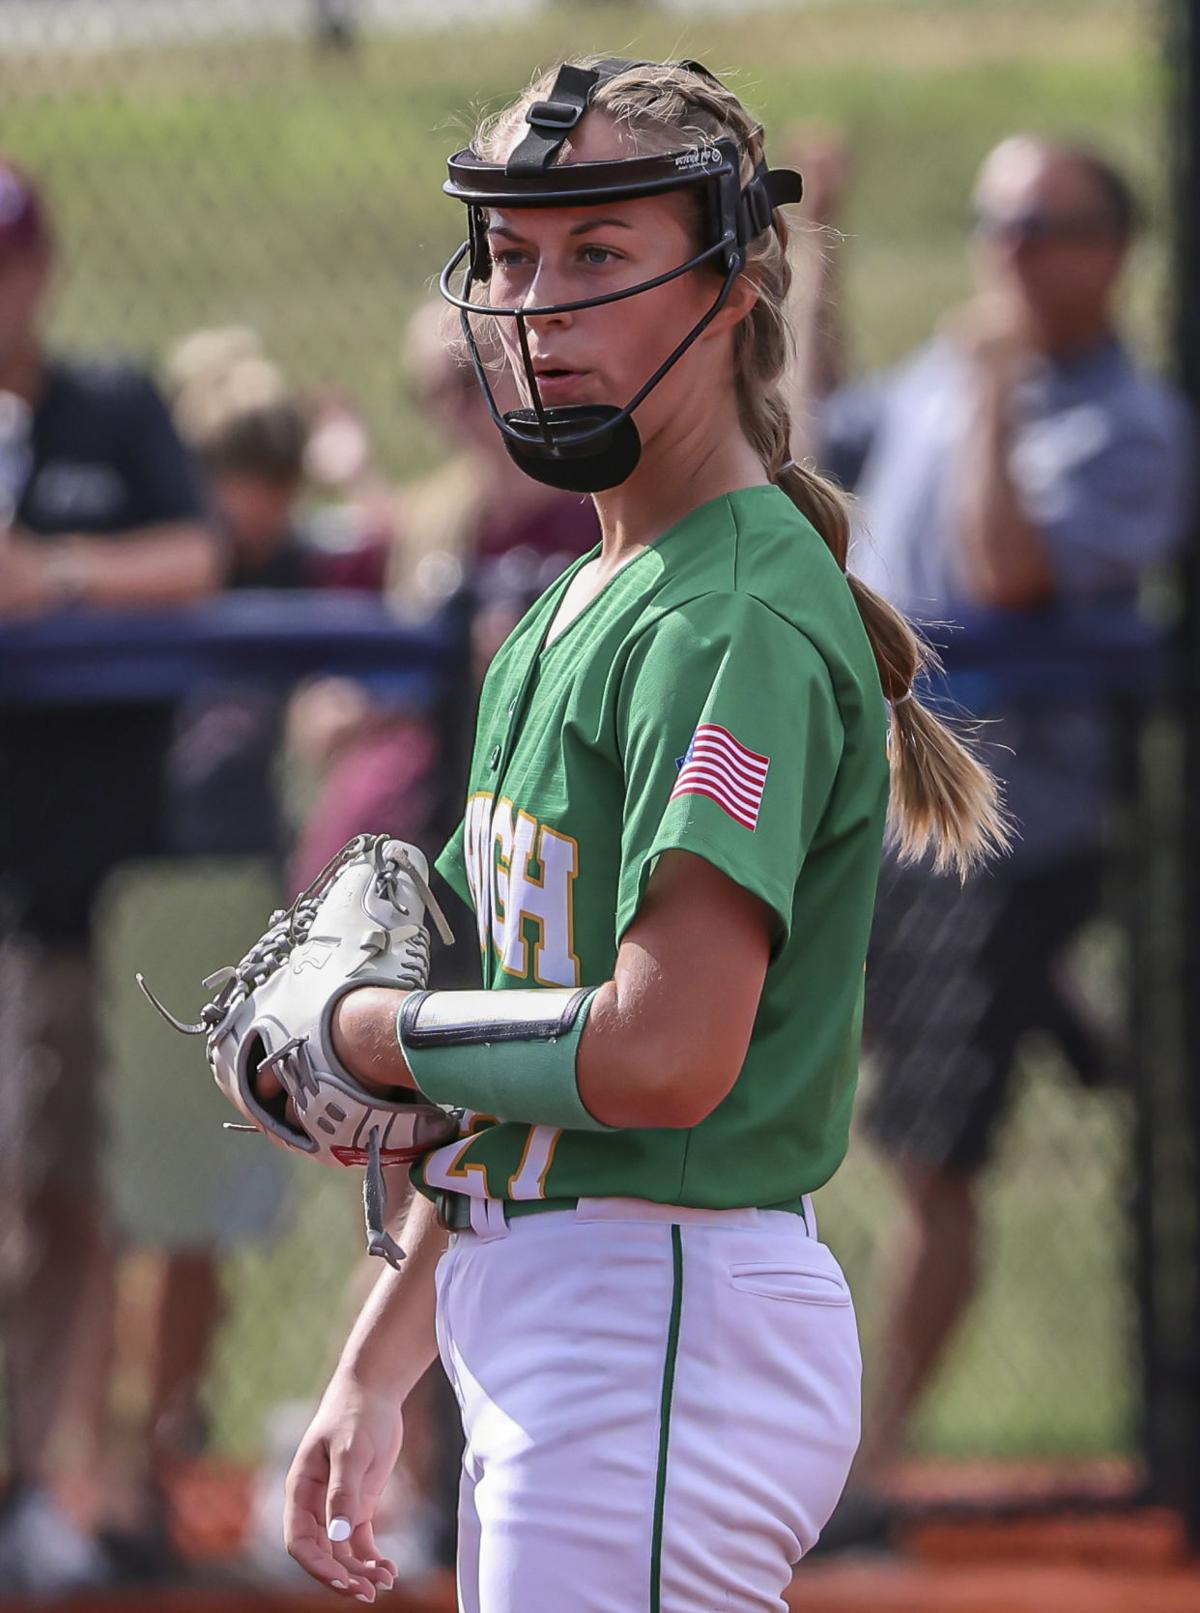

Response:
(272, 57), (1005, 1612)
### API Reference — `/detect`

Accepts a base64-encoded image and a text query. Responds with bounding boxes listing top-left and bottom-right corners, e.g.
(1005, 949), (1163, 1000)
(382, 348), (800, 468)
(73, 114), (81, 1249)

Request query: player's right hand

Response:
(283, 1372), (405, 1602)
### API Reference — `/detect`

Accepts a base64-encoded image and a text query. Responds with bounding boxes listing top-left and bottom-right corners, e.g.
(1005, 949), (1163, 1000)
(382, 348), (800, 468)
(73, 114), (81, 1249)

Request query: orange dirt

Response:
(0, 1462), (1195, 1613)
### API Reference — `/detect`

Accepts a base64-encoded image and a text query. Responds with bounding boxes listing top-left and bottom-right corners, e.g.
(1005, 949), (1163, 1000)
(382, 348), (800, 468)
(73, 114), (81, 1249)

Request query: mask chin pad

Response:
(500, 406), (642, 494)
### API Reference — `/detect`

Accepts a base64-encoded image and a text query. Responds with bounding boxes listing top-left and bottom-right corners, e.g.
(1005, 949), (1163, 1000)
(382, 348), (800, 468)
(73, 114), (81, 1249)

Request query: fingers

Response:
(342, 1520), (398, 1601)
(287, 1521), (377, 1600)
(254, 1061), (284, 1101)
(285, 1510), (378, 1596)
(351, 1519), (397, 1581)
(285, 1456), (384, 1599)
(328, 1515), (395, 1600)
(326, 1445), (368, 1542)
(326, 1449), (395, 1595)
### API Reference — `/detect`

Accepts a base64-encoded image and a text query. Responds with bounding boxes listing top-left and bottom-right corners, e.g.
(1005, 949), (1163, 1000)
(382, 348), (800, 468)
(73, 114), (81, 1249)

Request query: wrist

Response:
(331, 986), (416, 1092)
(334, 1340), (409, 1391)
(325, 1351), (417, 1411)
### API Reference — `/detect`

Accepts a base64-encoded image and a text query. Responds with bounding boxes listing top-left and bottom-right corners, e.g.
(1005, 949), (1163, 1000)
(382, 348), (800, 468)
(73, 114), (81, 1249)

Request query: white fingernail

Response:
(356, 1597), (373, 1605)
(332, 1581), (348, 1591)
(328, 1516), (352, 1542)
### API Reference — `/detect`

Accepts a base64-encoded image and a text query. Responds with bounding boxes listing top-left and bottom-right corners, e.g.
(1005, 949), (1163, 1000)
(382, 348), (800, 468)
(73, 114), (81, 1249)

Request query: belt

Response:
(435, 1191), (812, 1233)
(436, 1191), (578, 1231)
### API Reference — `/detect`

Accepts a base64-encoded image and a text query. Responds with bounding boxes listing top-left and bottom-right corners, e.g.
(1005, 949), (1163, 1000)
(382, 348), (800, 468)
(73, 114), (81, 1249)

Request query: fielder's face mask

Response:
(438, 58), (803, 494)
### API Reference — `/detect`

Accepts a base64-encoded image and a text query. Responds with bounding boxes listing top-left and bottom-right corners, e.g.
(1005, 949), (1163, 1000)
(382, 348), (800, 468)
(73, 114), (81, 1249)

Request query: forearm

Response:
(576, 976), (719, 1129)
(956, 372), (1055, 608)
(334, 1189), (447, 1400)
(335, 981), (632, 1124)
(45, 523), (222, 608)
(332, 979), (714, 1134)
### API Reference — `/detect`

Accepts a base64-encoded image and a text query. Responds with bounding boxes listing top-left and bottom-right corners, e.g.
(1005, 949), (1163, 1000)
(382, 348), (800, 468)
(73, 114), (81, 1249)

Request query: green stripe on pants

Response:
(650, 1224), (684, 1613)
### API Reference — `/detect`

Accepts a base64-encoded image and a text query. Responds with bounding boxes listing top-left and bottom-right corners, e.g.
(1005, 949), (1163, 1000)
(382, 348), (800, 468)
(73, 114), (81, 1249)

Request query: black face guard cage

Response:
(437, 59), (803, 493)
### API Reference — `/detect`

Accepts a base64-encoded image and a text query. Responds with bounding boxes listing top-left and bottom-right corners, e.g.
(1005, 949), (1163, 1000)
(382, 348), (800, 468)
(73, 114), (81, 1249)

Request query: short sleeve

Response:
(1012, 389), (1194, 595)
(615, 594), (844, 950)
(116, 372), (209, 527)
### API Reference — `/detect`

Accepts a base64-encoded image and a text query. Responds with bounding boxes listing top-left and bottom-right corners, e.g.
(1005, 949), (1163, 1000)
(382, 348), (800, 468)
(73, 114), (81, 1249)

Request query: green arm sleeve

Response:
(397, 987), (614, 1131)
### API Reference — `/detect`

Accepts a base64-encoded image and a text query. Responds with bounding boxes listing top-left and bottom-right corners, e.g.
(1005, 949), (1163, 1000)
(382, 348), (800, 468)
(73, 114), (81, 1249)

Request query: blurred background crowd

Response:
(0, 0), (1197, 1606)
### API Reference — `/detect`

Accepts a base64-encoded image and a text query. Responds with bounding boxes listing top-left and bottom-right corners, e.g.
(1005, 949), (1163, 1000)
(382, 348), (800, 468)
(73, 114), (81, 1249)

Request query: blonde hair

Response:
(168, 328), (307, 484)
(477, 59), (1008, 877)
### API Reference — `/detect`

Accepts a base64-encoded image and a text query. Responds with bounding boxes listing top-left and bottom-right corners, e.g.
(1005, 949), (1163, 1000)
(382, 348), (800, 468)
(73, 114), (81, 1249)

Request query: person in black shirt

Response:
(0, 157), (219, 1594)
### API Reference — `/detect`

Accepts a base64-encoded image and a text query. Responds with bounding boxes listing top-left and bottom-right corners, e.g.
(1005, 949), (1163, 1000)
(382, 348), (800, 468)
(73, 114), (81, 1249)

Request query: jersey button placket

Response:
(493, 681), (527, 775)
(491, 650), (538, 790)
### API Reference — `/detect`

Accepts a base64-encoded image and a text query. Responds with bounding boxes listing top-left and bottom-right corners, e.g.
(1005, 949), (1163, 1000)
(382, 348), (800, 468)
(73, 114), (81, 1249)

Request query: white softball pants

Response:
(433, 1196), (862, 1613)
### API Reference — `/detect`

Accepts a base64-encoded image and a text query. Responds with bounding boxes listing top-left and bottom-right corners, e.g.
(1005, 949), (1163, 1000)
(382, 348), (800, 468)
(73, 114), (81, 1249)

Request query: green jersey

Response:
(417, 484), (888, 1213)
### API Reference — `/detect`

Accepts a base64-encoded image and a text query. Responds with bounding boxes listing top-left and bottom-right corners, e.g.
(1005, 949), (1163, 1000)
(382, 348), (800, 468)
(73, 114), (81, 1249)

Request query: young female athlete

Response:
(274, 57), (1005, 1611)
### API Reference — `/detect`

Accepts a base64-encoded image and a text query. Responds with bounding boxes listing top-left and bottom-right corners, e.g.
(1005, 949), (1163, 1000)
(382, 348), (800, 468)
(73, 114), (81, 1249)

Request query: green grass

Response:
(9, 0), (1163, 1466)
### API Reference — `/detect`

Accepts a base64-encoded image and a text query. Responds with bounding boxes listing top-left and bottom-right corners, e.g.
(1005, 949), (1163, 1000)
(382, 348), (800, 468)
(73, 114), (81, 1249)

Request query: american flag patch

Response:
(669, 722), (770, 831)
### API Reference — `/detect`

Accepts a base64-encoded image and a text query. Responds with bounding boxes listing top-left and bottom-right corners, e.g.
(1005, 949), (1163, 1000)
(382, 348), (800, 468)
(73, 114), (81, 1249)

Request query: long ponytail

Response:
(741, 358), (1009, 879)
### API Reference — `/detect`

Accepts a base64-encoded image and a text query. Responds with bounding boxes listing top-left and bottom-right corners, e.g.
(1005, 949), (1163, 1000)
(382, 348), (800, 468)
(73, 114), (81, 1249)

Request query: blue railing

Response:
(921, 603), (1170, 708)
(0, 591), (461, 706)
(0, 592), (1171, 708)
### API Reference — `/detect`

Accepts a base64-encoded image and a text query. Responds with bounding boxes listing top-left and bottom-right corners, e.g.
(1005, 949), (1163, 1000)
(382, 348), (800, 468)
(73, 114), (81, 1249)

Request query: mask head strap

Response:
(741, 161), (803, 243)
(505, 58), (648, 175)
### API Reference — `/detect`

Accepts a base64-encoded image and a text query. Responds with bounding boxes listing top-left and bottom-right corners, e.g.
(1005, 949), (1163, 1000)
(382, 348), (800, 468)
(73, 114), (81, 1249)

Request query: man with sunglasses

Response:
(789, 133), (1192, 1543)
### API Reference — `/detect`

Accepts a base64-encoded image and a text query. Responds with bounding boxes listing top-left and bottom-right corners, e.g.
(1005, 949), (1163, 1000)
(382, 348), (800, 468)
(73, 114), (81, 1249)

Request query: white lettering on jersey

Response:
(525, 822), (581, 986)
(507, 1124), (564, 1199)
(489, 797), (516, 960)
(422, 1110), (499, 1199)
(462, 792), (494, 957)
(499, 810), (580, 985)
(460, 791), (580, 986)
(422, 1110), (563, 1207)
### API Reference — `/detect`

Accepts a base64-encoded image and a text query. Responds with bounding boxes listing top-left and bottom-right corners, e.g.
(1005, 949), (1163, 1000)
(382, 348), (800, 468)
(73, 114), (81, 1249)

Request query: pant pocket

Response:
(727, 1261), (852, 1306)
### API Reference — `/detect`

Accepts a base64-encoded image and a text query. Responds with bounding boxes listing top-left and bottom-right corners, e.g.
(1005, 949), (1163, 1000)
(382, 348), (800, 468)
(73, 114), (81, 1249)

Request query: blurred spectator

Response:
(163, 323), (263, 404)
(299, 384), (402, 581)
(169, 325), (310, 580)
(790, 134), (1192, 1541)
(288, 301), (598, 895)
(92, 339), (318, 1586)
(0, 158), (219, 1593)
(166, 335), (317, 851)
(303, 384), (375, 495)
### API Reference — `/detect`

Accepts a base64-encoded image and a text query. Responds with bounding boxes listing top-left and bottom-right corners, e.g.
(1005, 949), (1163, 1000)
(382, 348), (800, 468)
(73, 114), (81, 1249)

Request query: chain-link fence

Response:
(0, 0), (1193, 1597)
